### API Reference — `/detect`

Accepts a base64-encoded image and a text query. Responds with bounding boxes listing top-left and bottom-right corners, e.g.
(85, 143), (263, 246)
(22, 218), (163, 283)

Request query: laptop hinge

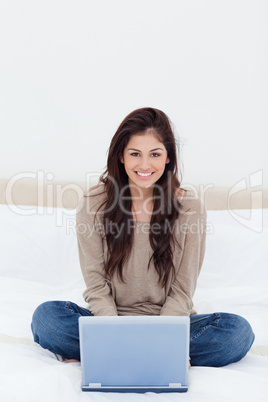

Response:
(169, 383), (182, 388)
(88, 383), (101, 388)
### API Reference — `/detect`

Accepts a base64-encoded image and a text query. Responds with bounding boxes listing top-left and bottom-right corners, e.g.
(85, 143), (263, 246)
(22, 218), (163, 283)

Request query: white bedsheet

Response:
(0, 204), (268, 401)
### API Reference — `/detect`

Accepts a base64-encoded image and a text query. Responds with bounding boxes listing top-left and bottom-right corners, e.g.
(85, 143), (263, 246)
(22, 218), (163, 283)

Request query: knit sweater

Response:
(76, 184), (207, 316)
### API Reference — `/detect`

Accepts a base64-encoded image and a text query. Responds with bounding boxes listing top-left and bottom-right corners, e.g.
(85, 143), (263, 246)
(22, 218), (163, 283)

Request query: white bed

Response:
(0, 200), (268, 402)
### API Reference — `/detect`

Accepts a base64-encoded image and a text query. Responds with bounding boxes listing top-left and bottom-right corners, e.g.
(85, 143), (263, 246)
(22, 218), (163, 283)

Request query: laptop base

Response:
(82, 385), (188, 393)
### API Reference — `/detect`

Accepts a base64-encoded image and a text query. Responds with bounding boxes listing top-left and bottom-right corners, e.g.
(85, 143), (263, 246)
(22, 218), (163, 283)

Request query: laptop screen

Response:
(79, 315), (189, 392)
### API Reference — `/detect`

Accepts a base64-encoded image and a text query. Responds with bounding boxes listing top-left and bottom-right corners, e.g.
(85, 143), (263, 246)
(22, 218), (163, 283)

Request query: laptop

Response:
(79, 315), (190, 393)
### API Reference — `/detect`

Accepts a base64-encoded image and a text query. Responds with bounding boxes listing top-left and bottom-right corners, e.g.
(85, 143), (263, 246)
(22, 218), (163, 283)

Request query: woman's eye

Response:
(130, 152), (160, 157)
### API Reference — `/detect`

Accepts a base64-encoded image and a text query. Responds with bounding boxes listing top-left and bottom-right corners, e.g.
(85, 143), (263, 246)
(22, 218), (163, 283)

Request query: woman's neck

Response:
(128, 184), (153, 202)
(129, 184), (154, 222)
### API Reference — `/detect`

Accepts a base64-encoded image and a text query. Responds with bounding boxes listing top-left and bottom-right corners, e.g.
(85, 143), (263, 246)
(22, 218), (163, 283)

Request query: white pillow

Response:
(0, 204), (83, 287)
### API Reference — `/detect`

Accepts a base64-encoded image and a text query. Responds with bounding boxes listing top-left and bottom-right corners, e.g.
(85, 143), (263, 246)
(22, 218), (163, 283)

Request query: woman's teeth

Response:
(136, 171), (153, 177)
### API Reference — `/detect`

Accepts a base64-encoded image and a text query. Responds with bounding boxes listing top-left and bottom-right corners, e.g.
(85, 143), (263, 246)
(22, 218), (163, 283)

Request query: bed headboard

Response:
(0, 178), (267, 210)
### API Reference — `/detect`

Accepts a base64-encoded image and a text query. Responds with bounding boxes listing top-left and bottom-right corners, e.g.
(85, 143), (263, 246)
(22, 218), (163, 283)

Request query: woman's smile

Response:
(135, 171), (155, 179)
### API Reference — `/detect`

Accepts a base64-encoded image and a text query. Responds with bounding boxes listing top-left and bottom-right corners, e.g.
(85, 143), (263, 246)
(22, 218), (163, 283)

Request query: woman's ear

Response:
(166, 156), (170, 164)
(120, 155), (124, 163)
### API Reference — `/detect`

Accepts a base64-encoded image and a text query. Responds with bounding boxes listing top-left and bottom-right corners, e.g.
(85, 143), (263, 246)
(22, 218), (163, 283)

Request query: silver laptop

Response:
(79, 315), (190, 393)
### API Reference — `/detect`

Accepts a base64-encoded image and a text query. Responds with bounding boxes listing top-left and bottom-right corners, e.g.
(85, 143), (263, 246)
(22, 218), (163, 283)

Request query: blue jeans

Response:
(31, 301), (255, 367)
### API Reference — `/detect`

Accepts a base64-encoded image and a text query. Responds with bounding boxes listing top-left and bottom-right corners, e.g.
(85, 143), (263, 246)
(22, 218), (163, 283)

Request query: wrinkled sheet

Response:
(0, 204), (268, 402)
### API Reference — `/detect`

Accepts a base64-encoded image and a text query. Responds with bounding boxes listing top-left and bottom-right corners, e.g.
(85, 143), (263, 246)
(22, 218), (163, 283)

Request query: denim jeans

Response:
(31, 301), (255, 367)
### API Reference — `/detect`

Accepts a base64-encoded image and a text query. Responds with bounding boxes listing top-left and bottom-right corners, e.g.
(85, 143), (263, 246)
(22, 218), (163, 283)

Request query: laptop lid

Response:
(79, 315), (189, 393)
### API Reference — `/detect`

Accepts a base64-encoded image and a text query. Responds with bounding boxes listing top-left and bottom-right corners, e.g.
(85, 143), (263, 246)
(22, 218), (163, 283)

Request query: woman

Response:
(31, 107), (254, 366)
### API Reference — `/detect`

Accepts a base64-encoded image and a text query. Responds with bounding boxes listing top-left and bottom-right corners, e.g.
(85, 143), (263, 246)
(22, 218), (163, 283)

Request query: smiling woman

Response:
(31, 107), (255, 367)
(120, 132), (170, 191)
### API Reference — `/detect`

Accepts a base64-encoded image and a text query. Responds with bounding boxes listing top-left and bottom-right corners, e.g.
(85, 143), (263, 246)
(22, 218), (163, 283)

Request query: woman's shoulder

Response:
(83, 182), (106, 199)
(77, 183), (107, 217)
(177, 188), (207, 219)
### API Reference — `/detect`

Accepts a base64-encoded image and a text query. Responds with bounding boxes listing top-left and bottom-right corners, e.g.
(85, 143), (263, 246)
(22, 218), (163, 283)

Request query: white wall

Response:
(0, 0), (267, 188)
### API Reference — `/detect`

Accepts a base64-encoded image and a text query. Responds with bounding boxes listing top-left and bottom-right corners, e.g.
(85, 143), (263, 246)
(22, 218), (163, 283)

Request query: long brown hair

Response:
(86, 107), (183, 287)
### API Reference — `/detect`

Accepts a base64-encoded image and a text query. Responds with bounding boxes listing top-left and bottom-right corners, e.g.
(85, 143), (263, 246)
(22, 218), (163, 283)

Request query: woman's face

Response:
(120, 130), (170, 189)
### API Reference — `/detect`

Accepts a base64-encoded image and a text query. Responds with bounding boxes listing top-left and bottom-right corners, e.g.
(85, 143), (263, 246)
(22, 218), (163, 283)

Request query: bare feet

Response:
(62, 359), (80, 363)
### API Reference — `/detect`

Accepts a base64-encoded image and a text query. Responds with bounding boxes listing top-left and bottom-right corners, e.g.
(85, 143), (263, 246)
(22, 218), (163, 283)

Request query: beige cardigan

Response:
(76, 184), (207, 316)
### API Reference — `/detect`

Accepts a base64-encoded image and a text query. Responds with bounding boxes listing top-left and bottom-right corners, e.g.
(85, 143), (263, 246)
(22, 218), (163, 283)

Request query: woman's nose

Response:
(138, 157), (151, 170)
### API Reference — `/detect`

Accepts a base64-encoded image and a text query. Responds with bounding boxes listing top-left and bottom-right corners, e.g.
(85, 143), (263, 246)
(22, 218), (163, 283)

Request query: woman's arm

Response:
(76, 193), (118, 316)
(160, 197), (207, 316)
